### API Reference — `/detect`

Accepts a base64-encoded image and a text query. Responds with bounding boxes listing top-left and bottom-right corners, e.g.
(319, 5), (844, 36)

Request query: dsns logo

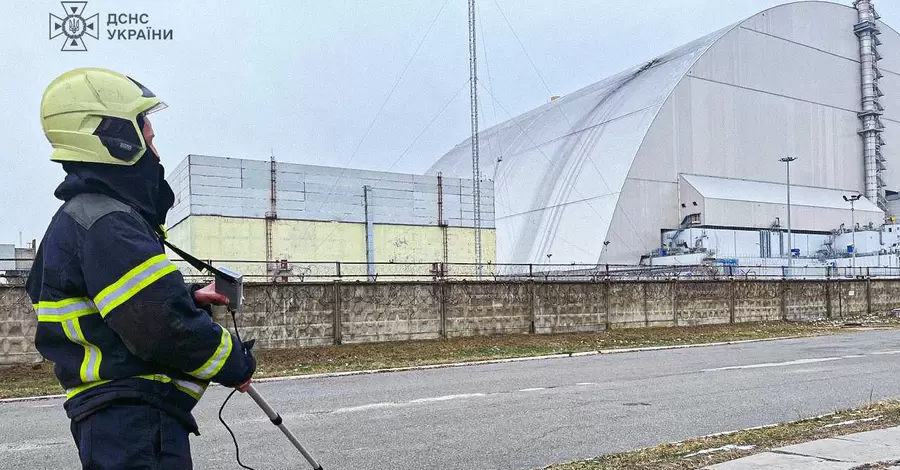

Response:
(49, 2), (99, 51)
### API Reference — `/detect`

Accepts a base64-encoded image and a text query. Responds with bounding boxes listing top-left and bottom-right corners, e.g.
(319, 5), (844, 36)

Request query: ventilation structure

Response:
(855, 0), (888, 210)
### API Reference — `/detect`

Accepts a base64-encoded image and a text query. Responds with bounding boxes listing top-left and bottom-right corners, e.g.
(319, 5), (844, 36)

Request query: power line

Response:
(491, 0), (553, 95)
(477, 1), (501, 168)
(308, 79), (471, 257)
(311, 0), (452, 215)
(472, 6), (655, 257)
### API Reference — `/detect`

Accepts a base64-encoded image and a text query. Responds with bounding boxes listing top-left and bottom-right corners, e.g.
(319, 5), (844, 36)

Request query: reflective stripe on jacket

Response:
(27, 193), (255, 429)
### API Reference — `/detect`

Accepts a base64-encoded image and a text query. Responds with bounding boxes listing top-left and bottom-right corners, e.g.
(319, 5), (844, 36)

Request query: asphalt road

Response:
(4, 331), (900, 470)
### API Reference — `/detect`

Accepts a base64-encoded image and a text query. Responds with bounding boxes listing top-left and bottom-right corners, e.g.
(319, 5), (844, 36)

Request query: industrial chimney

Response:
(854, 0), (887, 210)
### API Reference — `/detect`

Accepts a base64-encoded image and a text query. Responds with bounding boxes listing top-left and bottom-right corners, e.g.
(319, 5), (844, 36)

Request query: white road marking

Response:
(871, 350), (900, 355)
(30, 404), (55, 408)
(703, 357), (843, 372)
(576, 382), (596, 386)
(410, 393), (486, 403)
(518, 387), (546, 392)
(332, 402), (400, 414)
(333, 393), (488, 414)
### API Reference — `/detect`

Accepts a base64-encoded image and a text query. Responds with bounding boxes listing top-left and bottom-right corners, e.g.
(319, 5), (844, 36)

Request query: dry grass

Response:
(1, 319), (891, 399)
(252, 321), (847, 379)
(544, 401), (900, 470)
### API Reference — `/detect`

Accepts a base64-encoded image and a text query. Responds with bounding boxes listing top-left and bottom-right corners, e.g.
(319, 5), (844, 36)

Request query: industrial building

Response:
(428, 1), (900, 271)
(0, 243), (35, 284)
(166, 154), (496, 280)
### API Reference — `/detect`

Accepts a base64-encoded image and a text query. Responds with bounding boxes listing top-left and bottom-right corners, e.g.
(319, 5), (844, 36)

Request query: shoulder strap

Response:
(156, 228), (238, 283)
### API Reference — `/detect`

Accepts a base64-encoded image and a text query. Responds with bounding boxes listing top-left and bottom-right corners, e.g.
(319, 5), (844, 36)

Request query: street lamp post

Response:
(843, 193), (862, 273)
(779, 157), (797, 276)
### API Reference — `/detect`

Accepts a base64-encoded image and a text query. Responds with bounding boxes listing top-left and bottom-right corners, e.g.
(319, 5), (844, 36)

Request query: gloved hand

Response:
(193, 282), (230, 307)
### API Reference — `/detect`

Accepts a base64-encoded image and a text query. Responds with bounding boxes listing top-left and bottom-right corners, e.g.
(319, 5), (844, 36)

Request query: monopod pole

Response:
(246, 384), (324, 470)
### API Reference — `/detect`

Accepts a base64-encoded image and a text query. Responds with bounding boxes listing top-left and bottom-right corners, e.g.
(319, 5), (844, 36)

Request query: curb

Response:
(0, 393), (65, 404)
(0, 334), (805, 403)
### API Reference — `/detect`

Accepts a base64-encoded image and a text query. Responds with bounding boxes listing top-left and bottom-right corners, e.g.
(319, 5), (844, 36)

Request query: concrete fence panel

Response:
(0, 287), (39, 365)
(870, 280), (900, 313)
(535, 282), (606, 333)
(339, 283), (440, 344)
(5, 278), (900, 365)
(675, 281), (732, 326)
(445, 282), (530, 337)
(216, 283), (334, 348)
(734, 281), (782, 323)
(608, 282), (644, 328)
(644, 282), (677, 327)
(785, 281), (829, 321)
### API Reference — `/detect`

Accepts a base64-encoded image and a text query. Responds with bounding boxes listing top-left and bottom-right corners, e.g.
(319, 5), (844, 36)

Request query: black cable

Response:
(218, 389), (256, 470)
(219, 307), (256, 469)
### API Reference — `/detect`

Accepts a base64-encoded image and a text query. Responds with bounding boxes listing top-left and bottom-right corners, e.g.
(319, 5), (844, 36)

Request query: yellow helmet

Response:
(40, 68), (167, 165)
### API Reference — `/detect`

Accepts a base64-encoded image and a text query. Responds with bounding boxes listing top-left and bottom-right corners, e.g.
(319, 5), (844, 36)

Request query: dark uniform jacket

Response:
(26, 154), (255, 434)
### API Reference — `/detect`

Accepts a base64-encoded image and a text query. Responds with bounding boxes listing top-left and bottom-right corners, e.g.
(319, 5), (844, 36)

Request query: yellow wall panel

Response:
(190, 217), (267, 260)
(170, 217), (496, 275)
(166, 217), (193, 255)
(272, 220), (367, 262)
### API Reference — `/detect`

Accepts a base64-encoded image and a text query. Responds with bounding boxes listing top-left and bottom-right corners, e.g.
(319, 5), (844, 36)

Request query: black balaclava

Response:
(55, 146), (175, 228)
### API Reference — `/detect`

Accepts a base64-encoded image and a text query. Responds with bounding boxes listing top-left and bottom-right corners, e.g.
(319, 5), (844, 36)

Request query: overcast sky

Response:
(2, 0), (898, 245)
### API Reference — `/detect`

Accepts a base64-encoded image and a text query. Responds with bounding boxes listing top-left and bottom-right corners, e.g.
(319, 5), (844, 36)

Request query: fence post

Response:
(335, 261), (342, 280)
(826, 279), (833, 320)
(729, 278), (736, 324)
(529, 280), (536, 334)
(332, 280), (342, 345)
(780, 278), (788, 322)
(604, 278), (612, 330)
(643, 281), (649, 328)
(673, 278), (679, 327)
(867, 275), (873, 315)
(439, 281), (447, 338)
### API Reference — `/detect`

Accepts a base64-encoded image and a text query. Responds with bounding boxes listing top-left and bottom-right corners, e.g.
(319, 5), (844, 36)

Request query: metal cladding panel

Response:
(275, 199), (305, 211)
(413, 174), (437, 185)
(191, 204), (265, 218)
(303, 192), (362, 207)
(682, 174), (882, 212)
(277, 210), (361, 223)
(883, 123), (900, 195)
(191, 195), (270, 210)
(881, 21), (900, 76)
(190, 154), (243, 169)
(191, 174), (242, 189)
(241, 159), (269, 171)
(180, 155), (493, 225)
(276, 190), (305, 202)
(0, 244), (15, 270)
(276, 179), (306, 192)
(369, 188), (417, 202)
(741, 2), (860, 62)
(190, 164), (241, 179)
(242, 169), (269, 181)
(881, 73), (900, 123)
(413, 192), (440, 204)
(692, 25), (862, 112)
(190, 184), (260, 199)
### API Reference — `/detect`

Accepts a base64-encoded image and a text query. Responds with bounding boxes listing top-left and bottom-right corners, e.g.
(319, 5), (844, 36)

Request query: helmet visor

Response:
(143, 101), (168, 115)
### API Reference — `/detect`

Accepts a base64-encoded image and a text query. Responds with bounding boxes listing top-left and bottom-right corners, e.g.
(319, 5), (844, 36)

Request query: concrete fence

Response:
(3, 279), (899, 365)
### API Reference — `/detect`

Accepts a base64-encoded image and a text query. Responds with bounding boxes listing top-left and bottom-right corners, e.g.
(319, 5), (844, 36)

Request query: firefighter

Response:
(27, 68), (256, 469)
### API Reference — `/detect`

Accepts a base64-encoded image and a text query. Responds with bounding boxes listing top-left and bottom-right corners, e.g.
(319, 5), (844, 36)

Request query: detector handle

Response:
(247, 384), (324, 469)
